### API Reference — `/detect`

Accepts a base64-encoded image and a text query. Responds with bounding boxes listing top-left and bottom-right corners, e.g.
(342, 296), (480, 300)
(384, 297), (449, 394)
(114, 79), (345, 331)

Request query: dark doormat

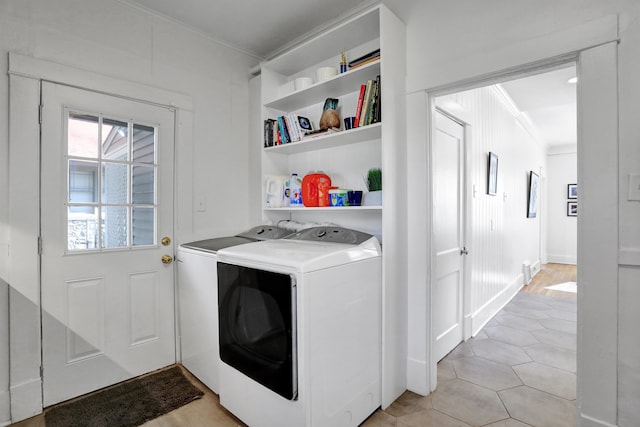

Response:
(45, 365), (204, 427)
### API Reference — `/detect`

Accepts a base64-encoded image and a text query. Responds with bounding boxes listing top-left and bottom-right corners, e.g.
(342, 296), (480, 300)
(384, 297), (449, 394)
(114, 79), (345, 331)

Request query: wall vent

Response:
(522, 262), (532, 285)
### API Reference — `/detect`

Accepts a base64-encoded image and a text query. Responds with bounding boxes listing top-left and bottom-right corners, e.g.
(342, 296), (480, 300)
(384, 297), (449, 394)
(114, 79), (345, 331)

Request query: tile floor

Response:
(361, 291), (577, 427)
(13, 285), (577, 427)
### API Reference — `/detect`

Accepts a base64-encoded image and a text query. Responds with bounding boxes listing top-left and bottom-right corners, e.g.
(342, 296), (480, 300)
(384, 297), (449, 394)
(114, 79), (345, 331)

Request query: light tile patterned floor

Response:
(13, 292), (576, 427)
(362, 291), (577, 427)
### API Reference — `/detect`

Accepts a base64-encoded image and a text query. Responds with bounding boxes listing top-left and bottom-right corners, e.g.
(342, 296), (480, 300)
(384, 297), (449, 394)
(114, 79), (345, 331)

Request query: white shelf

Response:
(265, 206), (382, 212)
(264, 123), (381, 155)
(265, 60), (381, 112)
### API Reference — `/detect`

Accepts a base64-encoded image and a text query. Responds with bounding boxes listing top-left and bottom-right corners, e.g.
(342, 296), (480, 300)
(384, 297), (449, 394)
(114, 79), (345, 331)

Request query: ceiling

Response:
(121, 0), (376, 59)
(121, 0), (576, 149)
(500, 66), (577, 148)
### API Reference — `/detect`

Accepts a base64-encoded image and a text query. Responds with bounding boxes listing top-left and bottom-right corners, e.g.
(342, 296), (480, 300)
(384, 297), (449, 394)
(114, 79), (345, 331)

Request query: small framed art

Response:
(527, 171), (539, 218)
(487, 152), (498, 196)
(567, 183), (577, 199)
(567, 201), (578, 216)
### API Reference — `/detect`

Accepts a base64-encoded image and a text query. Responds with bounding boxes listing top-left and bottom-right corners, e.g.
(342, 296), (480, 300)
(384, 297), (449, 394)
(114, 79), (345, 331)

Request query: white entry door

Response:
(433, 111), (466, 362)
(40, 82), (176, 406)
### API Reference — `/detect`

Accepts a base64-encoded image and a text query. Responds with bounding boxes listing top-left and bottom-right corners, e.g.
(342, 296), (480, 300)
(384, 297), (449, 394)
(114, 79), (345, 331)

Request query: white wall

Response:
(390, 0), (640, 425)
(546, 147), (577, 264)
(436, 86), (545, 336)
(0, 0), (258, 423)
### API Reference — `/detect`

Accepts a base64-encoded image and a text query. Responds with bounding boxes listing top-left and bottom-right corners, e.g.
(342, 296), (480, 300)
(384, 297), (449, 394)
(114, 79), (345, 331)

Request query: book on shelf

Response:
(265, 115), (314, 146)
(358, 80), (373, 127)
(264, 119), (276, 147)
(374, 75), (381, 123)
(348, 48), (380, 68)
(304, 127), (340, 138)
(277, 116), (290, 144)
(353, 84), (366, 127)
(349, 55), (380, 70)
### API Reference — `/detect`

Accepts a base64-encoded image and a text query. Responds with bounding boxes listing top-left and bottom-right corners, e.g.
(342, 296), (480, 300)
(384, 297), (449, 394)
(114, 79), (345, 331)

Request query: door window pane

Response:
(132, 166), (155, 204)
(68, 114), (99, 158)
(132, 124), (155, 163)
(101, 162), (128, 204)
(132, 207), (155, 246)
(66, 110), (158, 251)
(102, 206), (128, 249)
(69, 160), (98, 204)
(68, 206), (99, 250)
(102, 119), (129, 161)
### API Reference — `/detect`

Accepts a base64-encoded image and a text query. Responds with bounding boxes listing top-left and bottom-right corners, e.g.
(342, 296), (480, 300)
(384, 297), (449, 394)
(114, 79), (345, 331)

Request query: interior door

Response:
(40, 82), (176, 406)
(433, 111), (466, 362)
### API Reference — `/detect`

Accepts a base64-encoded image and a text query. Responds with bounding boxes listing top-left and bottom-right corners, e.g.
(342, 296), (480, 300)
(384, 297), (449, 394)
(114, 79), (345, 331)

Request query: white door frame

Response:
(7, 53), (193, 422)
(405, 42), (619, 415)
(426, 57), (580, 393)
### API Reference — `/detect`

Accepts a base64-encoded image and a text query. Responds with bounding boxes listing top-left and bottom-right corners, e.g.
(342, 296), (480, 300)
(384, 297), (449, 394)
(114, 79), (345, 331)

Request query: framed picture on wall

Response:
(487, 152), (498, 195)
(527, 171), (539, 218)
(567, 201), (578, 216)
(567, 183), (577, 199)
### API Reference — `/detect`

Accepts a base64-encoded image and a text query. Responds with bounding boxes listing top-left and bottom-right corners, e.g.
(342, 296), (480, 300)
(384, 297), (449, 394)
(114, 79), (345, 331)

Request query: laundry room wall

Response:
(436, 86), (545, 335)
(0, 0), (258, 422)
(546, 146), (577, 265)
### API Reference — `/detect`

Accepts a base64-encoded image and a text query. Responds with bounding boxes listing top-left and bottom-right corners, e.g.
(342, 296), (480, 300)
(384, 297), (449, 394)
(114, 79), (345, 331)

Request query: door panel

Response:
(433, 111), (465, 362)
(41, 82), (176, 406)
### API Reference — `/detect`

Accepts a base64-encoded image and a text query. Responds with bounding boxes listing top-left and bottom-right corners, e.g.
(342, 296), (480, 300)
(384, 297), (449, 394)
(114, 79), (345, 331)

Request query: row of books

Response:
(264, 114), (313, 147)
(354, 75), (381, 127)
(348, 48), (380, 70)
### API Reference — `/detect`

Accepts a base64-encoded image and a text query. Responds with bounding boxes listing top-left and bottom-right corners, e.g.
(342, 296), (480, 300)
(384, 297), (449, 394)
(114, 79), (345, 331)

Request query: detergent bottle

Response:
(289, 173), (303, 206)
(302, 172), (332, 207)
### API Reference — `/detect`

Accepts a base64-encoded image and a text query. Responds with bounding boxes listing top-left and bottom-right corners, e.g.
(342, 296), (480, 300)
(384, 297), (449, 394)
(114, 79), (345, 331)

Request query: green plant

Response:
(365, 168), (382, 191)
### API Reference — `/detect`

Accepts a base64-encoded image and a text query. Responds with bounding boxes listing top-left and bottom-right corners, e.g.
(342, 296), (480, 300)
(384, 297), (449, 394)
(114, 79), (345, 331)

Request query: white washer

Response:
(216, 227), (382, 427)
(176, 226), (291, 393)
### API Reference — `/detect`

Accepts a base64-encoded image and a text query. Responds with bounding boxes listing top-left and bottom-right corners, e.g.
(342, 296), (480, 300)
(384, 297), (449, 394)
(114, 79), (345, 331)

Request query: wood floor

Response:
(520, 262), (577, 300)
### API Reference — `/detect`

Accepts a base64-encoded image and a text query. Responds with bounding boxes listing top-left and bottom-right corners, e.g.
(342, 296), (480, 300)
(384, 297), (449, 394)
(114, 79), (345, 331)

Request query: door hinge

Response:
(38, 236), (43, 255)
(40, 365), (44, 378)
(460, 246), (469, 255)
(39, 104), (43, 125)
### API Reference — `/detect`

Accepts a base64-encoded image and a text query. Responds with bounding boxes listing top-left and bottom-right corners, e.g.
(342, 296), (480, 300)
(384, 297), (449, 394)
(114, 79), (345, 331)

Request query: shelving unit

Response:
(258, 4), (407, 409)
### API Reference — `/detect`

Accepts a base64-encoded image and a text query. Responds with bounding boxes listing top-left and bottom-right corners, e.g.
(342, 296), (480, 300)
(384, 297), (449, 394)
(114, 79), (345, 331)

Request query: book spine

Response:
(275, 120), (282, 145)
(277, 116), (290, 144)
(374, 75), (381, 123)
(354, 84), (366, 127)
(264, 120), (270, 147)
(365, 81), (377, 125)
(288, 113), (300, 141)
(359, 80), (373, 127)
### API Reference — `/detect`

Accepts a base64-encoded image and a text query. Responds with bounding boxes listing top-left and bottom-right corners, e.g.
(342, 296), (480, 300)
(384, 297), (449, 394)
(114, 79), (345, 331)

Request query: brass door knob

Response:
(161, 254), (173, 264)
(161, 236), (171, 246)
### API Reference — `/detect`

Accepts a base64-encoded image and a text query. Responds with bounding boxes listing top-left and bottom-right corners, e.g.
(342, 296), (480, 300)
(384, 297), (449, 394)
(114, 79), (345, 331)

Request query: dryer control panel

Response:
(284, 226), (373, 245)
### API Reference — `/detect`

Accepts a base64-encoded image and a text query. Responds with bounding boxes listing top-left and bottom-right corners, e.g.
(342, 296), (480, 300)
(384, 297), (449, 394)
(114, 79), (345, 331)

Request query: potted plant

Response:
(363, 167), (382, 206)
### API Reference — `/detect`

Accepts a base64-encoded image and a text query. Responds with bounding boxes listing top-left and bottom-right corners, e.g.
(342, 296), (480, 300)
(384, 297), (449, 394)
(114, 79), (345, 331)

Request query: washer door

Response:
(217, 262), (297, 400)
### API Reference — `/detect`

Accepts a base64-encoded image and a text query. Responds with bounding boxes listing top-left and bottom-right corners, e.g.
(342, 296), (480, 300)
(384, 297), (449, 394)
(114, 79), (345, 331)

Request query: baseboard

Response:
(9, 378), (42, 423)
(579, 413), (618, 427)
(546, 254), (577, 265)
(471, 274), (523, 336)
(406, 357), (429, 396)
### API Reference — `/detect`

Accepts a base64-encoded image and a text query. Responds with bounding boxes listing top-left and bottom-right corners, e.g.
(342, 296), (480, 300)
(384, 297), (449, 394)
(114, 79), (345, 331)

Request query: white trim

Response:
(8, 53), (193, 111)
(547, 254), (578, 265)
(579, 413), (619, 427)
(471, 275), (523, 337)
(619, 248), (640, 267)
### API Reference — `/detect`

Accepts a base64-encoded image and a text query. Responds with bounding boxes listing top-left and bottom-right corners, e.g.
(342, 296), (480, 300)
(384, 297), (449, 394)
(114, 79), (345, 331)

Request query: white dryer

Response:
(216, 226), (382, 427)
(176, 225), (291, 393)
